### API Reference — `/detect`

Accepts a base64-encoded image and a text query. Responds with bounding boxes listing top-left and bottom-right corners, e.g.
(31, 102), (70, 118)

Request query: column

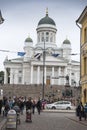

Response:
(69, 66), (71, 86)
(30, 65), (33, 84)
(12, 70), (16, 84)
(58, 67), (61, 85)
(37, 66), (40, 84)
(64, 67), (67, 85)
(40, 32), (41, 43)
(75, 72), (77, 86)
(51, 67), (54, 85)
(10, 69), (13, 84)
(22, 67), (25, 84)
(4, 68), (8, 84)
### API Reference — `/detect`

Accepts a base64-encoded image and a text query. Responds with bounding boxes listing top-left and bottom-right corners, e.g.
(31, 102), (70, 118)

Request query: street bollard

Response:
(6, 109), (17, 130)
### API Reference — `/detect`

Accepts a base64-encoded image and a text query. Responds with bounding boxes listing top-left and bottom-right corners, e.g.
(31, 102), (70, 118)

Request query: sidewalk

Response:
(67, 116), (87, 126)
(42, 109), (87, 126)
(0, 116), (7, 130)
(0, 109), (87, 130)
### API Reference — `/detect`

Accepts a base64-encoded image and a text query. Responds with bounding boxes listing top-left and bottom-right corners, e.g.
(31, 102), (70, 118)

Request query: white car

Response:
(46, 101), (73, 110)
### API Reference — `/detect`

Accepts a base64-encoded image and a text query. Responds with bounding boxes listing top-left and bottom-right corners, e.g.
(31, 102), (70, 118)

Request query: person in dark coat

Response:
(26, 97), (33, 111)
(25, 97), (33, 122)
(32, 100), (36, 114)
(0, 100), (3, 115)
(77, 102), (84, 121)
(36, 97), (42, 115)
(84, 102), (87, 120)
(4, 101), (10, 116)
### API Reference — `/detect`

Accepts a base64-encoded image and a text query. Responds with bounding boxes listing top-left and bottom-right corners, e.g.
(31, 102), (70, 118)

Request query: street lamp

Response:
(34, 41), (55, 100)
(42, 40), (45, 100)
(0, 10), (4, 24)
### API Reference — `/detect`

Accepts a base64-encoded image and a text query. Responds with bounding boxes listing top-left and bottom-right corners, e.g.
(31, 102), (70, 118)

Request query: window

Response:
(84, 57), (87, 75)
(46, 32), (49, 42)
(19, 70), (22, 73)
(46, 32), (49, 35)
(84, 27), (87, 43)
(71, 73), (74, 75)
(63, 101), (70, 104)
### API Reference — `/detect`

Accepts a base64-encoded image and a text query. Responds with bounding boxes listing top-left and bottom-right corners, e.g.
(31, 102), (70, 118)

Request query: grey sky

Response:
(0, 0), (87, 70)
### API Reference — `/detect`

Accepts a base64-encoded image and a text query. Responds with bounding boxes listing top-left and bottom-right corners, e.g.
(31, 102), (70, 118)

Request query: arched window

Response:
(46, 32), (49, 42)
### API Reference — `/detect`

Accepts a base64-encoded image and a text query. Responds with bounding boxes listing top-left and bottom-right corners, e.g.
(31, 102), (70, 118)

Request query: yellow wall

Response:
(80, 13), (87, 104)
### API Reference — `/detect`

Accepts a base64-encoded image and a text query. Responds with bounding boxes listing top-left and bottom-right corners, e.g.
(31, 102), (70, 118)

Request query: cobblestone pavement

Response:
(0, 116), (6, 130)
(17, 111), (87, 130)
(0, 116), (3, 122)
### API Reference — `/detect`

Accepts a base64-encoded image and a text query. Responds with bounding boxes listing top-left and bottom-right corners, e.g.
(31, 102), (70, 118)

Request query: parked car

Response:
(46, 100), (74, 110)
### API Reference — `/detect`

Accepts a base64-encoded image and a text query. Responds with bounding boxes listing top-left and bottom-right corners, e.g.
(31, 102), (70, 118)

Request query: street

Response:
(17, 111), (87, 130)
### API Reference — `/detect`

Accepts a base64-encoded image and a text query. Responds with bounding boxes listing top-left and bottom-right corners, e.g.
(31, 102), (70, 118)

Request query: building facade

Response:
(76, 6), (87, 104)
(4, 10), (80, 87)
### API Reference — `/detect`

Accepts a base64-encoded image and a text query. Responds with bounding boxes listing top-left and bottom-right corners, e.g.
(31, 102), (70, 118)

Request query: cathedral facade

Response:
(4, 10), (80, 87)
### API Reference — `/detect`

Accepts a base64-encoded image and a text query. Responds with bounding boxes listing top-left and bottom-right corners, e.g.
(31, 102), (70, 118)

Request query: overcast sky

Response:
(0, 0), (87, 70)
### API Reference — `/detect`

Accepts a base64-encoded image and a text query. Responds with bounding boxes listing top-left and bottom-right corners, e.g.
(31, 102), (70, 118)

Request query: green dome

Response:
(25, 37), (33, 42)
(63, 39), (71, 44)
(38, 12), (56, 26)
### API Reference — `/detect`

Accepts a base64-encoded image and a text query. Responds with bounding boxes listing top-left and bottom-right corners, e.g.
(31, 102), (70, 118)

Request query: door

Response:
(46, 76), (50, 85)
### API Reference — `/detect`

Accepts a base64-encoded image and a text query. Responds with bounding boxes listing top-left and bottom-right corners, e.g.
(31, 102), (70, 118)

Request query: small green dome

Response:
(25, 37), (33, 42)
(38, 9), (56, 26)
(63, 39), (71, 44)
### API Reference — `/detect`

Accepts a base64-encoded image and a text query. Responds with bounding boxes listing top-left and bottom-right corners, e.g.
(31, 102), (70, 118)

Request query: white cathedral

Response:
(4, 9), (80, 87)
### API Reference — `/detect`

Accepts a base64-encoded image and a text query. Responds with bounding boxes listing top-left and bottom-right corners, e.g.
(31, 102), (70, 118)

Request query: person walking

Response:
(26, 97), (33, 110)
(25, 97), (33, 122)
(32, 100), (36, 114)
(36, 97), (42, 115)
(77, 102), (84, 121)
(0, 99), (3, 115)
(84, 102), (87, 120)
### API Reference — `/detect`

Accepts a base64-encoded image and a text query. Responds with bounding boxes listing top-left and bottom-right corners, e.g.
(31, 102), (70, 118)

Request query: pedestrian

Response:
(77, 102), (84, 121)
(19, 98), (24, 115)
(25, 97), (33, 122)
(4, 101), (10, 116)
(32, 100), (36, 114)
(36, 97), (42, 115)
(8, 97), (14, 109)
(0, 99), (3, 115)
(26, 97), (33, 110)
(84, 102), (87, 120)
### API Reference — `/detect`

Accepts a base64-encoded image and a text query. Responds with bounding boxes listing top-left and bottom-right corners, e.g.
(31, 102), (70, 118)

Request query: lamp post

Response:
(0, 10), (4, 24)
(42, 40), (45, 100)
(34, 41), (54, 100)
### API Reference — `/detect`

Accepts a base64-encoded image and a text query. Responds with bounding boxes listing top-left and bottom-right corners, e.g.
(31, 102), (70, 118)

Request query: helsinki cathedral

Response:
(4, 9), (80, 87)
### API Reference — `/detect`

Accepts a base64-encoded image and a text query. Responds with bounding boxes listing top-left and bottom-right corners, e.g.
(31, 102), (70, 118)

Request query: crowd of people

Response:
(0, 96), (87, 122)
(0, 96), (42, 118)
